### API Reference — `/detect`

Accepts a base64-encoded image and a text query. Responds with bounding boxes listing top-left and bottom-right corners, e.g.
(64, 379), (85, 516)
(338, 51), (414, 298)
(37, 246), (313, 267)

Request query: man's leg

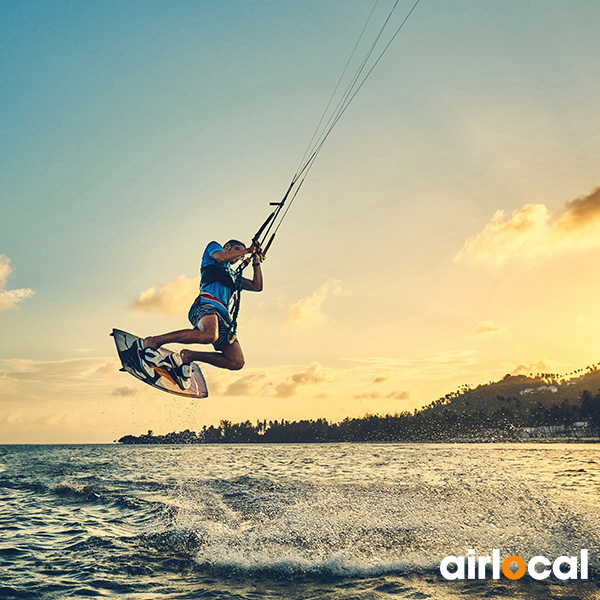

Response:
(181, 341), (245, 371)
(143, 315), (218, 350)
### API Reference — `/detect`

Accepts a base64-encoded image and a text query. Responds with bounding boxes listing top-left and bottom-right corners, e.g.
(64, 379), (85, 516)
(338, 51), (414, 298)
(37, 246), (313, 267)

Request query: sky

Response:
(2, 0), (600, 443)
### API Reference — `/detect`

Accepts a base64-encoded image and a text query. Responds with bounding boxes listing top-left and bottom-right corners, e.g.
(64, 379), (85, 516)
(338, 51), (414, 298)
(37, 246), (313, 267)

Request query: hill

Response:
(421, 363), (600, 417)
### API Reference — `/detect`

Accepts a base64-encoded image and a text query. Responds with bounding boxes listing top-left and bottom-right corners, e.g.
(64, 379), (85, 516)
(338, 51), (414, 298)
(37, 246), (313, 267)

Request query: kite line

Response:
(227, 0), (422, 338)
(244, 0), (422, 265)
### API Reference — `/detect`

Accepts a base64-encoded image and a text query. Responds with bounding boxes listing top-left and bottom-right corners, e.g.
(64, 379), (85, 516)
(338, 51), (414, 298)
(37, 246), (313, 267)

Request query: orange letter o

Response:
(502, 556), (527, 580)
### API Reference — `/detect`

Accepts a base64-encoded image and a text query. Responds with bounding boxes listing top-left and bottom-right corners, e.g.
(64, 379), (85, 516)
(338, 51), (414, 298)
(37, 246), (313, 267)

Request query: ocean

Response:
(0, 442), (598, 599)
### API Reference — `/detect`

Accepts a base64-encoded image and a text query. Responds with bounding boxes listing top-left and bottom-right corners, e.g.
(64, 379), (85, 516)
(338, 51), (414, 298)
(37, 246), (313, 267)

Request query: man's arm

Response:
(241, 242), (263, 291)
(241, 261), (263, 292)
(212, 246), (249, 263)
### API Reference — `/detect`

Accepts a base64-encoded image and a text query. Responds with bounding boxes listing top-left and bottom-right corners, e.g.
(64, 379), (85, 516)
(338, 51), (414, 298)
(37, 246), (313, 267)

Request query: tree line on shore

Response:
(118, 388), (600, 444)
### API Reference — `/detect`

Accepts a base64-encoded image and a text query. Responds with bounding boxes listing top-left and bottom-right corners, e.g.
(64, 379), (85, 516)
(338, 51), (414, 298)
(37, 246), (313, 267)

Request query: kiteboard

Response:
(110, 328), (208, 398)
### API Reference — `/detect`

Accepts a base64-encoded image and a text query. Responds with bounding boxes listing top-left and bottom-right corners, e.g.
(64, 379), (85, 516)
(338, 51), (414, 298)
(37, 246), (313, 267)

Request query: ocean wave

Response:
(196, 549), (437, 579)
(53, 481), (105, 501)
(138, 528), (436, 579)
(131, 472), (599, 584)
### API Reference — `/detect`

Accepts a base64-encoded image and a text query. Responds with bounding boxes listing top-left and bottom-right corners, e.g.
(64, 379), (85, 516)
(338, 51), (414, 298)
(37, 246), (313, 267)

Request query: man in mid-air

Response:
(139, 239), (263, 386)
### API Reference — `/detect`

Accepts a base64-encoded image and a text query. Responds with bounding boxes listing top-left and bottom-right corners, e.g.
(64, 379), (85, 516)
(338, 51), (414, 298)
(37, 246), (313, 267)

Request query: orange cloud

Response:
(353, 390), (410, 400)
(132, 275), (199, 316)
(275, 362), (327, 397)
(510, 360), (560, 377)
(223, 372), (267, 396)
(286, 280), (345, 328)
(474, 321), (506, 336)
(456, 184), (600, 265)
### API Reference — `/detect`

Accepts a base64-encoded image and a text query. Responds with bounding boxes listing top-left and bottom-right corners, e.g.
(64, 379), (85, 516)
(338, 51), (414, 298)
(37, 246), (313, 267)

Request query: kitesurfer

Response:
(140, 239), (263, 386)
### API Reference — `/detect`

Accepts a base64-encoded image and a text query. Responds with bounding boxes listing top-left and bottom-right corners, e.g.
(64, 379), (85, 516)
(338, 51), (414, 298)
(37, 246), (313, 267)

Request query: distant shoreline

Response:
(2, 438), (600, 446)
(116, 435), (600, 445)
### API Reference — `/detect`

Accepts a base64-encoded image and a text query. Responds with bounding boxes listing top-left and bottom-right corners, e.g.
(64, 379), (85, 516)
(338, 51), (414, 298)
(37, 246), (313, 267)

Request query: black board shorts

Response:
(188, 302), (235, 351)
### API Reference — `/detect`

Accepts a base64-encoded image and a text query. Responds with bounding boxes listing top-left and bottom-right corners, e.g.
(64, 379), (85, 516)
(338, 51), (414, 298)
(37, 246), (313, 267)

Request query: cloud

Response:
(190, 363), (332, 399)
(353, 391), (383, 399)
(474, 321), (506, 336)
(510, 360), (556, 377)
(111, 386), (140, 397)
(353, 390), (410, 401)
(0, 254), (34, 310)
(32, 411), (79, 427)
(0, 409), (77, 427)
(223, 372), (267, 396)
(275, 362), (327, 398)
(211, 362), (413, 405)
(2, 357), (117, 383)
(0, 372), (18, 395)
(456, 184), (600, 265)
(0, 409), (25, 425)
(132, 275), (199, 316)
(286, 280), (345, 328)
(0, 257), (11, 287)
(387, 390), (411, 400)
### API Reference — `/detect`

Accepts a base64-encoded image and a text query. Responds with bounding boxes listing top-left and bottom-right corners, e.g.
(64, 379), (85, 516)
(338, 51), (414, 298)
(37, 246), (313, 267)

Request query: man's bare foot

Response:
(142, 337), (160, 350)
(180, 349), (193, 365)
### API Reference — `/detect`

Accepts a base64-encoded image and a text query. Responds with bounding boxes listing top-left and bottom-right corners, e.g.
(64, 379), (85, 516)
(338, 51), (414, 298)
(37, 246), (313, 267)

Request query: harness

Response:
(196, 261), (243, 343)
(200, 263), (236, 291)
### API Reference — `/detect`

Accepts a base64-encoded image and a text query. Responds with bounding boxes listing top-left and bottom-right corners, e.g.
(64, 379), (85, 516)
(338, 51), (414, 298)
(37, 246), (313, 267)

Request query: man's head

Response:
(224, 239), (246, 252)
